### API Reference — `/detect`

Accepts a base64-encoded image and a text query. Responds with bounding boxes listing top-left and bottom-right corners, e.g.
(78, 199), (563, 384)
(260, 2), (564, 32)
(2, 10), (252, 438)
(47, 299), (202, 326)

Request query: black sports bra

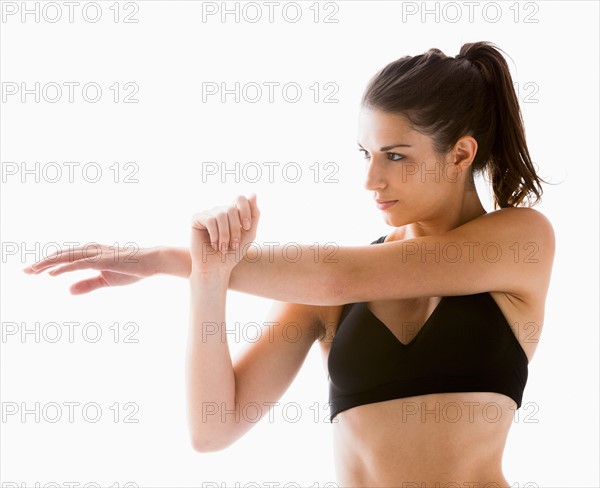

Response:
(327, 235), (529, 422)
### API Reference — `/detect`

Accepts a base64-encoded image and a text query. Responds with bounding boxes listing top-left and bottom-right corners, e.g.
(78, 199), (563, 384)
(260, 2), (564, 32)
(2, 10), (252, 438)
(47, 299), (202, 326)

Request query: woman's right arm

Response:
(186, 194), (329, 452)
(154, 246), (192, 278)
(189, 287), (327, 452)
(187, 269), (235, 452)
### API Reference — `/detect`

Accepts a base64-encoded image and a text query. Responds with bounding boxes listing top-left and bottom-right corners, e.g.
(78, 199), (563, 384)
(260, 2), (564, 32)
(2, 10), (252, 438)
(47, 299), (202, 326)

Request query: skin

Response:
(315, 107), (551, 486)
(22, 107), (555, 487)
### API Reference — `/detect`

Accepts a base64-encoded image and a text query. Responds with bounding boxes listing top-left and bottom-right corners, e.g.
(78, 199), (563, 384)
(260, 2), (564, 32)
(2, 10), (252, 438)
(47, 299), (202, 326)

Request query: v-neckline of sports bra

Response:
(361, 297), (446, 348)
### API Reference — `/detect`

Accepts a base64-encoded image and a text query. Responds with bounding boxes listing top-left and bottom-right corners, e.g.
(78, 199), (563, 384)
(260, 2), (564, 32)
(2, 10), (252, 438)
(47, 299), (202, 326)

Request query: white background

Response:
(1, 1), (598, 487)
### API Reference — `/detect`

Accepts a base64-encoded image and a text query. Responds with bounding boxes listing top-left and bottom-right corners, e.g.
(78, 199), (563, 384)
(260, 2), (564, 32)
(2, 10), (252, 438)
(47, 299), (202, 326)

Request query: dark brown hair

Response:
(361, 41), (548, 209)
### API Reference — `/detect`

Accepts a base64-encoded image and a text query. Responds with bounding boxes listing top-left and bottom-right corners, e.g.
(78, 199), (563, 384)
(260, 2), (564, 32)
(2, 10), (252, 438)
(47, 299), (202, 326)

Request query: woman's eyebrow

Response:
(357, 142), (413, 150)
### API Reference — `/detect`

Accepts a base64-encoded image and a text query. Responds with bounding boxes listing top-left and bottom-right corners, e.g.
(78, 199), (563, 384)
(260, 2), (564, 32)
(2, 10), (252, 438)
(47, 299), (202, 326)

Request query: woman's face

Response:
(357, 106), (470, 229)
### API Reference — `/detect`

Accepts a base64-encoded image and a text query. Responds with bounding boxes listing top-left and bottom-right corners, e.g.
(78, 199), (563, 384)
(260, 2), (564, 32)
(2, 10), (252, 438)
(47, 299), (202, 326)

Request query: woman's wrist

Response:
(152, 245), (235, 282)
(189, 267), (231, 294)
(189, 265), (231, 280)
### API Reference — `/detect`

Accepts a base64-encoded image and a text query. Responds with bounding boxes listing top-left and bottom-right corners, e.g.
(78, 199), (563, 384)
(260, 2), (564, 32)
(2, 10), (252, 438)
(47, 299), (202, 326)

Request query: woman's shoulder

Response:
(456, 207), (555, 255)
(473, 206), (555, 302)
(482, 206), (554, 234)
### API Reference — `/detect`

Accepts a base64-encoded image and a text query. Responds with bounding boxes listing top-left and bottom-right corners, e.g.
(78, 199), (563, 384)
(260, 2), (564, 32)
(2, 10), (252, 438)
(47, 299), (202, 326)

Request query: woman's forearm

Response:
(186, 271), (236, 451)
(156, 244), (346, 305)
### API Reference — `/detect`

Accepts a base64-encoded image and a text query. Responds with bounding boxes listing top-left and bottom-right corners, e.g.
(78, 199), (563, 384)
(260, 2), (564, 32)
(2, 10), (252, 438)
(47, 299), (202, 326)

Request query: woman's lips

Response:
(376, 200), (398, 210)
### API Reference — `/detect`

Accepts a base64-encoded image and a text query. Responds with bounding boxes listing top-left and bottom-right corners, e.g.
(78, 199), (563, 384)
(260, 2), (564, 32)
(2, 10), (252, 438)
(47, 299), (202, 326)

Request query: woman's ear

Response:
(453, 135), (478, 169)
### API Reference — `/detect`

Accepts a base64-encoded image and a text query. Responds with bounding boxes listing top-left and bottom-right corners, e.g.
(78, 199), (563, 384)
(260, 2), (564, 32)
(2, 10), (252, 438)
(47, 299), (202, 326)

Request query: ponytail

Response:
(362, 41), (550, 209)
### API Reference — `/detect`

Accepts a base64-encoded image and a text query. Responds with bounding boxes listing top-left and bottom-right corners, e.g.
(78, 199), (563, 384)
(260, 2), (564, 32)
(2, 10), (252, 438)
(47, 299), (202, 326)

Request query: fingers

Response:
(227, 202), (244, 250)
(47, 260), (95, 277)
(191, 211), (220, 250)
(191, 193), (260, 254)
(248, 193), (261, 221)
(215, 212), (230, 253)
(215, 205), (242, 252)
(69, 275), (109, 295)
(23, 246), (102, 274)
(236, 195), (253, 231)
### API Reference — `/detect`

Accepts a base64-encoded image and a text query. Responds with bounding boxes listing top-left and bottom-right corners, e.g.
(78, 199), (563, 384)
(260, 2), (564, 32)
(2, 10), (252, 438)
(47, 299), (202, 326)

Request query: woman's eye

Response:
(357, 149), (404, 162)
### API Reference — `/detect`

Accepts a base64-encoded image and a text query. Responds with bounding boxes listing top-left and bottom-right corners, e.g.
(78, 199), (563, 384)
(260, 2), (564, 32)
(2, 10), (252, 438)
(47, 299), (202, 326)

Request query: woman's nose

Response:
(363, 158), (385, 191)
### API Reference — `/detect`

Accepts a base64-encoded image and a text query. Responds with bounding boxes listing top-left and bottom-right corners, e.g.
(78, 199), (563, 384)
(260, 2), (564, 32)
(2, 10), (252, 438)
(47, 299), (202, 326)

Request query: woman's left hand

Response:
(189, 193), (260, 275)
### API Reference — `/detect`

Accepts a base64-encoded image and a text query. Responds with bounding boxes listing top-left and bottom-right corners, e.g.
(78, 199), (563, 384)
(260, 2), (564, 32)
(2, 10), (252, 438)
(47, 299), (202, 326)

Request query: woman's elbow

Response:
(189, 429), (234, 453)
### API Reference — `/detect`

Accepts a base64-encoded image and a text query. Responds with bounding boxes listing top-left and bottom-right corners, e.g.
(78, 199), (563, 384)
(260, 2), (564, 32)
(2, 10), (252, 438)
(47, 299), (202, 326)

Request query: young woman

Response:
(25, 41), (555, 487)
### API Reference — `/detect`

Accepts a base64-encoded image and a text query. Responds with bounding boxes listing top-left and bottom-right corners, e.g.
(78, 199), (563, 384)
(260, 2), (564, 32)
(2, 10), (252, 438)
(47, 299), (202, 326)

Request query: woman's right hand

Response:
(22, 244), (163, 295)
(189, 193), (260, 275)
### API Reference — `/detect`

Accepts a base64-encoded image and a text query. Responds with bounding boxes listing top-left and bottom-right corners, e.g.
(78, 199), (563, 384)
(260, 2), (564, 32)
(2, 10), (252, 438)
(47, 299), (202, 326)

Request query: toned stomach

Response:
(330, 391), (516, 488)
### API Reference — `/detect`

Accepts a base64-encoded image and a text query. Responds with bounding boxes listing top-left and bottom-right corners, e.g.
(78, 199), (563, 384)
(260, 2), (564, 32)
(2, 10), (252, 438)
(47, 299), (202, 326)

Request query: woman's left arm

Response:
(228, 207), (555, 305)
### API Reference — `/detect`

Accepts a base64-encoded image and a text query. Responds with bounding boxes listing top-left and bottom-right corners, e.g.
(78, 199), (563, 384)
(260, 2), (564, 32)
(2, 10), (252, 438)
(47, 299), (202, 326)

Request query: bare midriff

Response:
(330, 391), (516, 488)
